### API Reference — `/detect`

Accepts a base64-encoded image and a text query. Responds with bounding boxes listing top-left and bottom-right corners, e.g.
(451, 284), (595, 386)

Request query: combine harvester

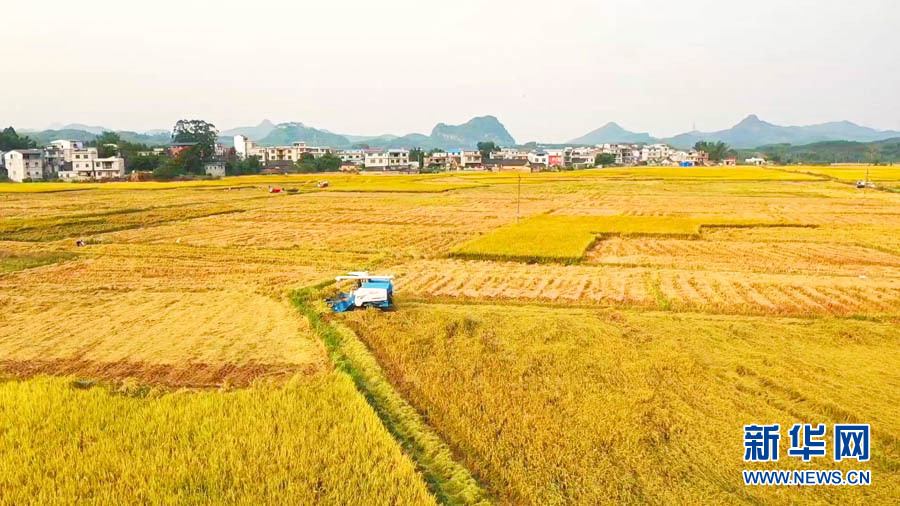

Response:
(327, 272), (395, 312)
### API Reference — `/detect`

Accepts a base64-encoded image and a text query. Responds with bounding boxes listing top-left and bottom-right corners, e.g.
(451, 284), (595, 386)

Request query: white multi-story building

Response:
(424, 149), (482, 170)
(59, 157), (125, 180)
(44, 140), (93, 177)
(424, 151), (450, 168)
(528, 151), (549, 166)
(294, 142), (331, 158)
(3, 150), (45, 182)
(493, 148), (530, 160)
(364, 151), (388, 169)
(233, 136), (331, 167)
(669, 149), (709, 165)
(458, 149), (481, 168)
(337, 148), (367, 166)
(4, 140), (124, 182)
(640, 144), (674, 164)
(597, 144), (641, 165)
(364, 149), (411, 170)
(233, 135), (254, 159)
(564, 147), (599, 168)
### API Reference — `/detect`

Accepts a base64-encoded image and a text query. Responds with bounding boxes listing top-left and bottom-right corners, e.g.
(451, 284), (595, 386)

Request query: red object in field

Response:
(269, 187), (283, 193)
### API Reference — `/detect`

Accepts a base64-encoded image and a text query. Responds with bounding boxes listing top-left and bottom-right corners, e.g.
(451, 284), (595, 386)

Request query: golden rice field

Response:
(450, 214), (812, 263)
(341, 303), (900, 505)
(0, 373), (435, 505)
(784, 165), (900, 188)
(1, 167), (898, 503)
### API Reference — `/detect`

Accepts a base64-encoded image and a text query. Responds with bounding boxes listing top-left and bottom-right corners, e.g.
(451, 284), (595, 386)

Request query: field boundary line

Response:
(772, 166), (900, 193)
(290, 284), (493, 506)
(395, 295), (897, 321)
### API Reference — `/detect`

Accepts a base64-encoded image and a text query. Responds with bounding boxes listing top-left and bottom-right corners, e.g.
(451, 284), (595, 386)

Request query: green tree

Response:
(694, 141), (735, 161)
(316, 153), (342, 172)
(95, 131), (121, 158)
(227, 156), (262, 175)
(171, 120), (218, 159)
(409, 148), (424, 170)
(296, 153), (342, 173)
(477, 141), (500, 161)
(160, 145), (204, 175)
(0, 127), (37, 151)
(129, 154), (163, 173)
(594, 153), (616, 166)
(868, 144), (881, 165)
(152, 161), (180, 180)
(762, 145), (788, 165)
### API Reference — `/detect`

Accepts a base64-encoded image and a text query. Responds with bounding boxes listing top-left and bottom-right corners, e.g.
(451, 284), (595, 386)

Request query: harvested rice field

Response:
(341, 303), (900, 505)
(1, 168), (898, 503)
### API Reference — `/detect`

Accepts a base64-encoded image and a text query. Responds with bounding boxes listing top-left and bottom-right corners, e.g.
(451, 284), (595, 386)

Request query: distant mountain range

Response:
(15, 114), (900, 152)
(22, 128), (171, 146)
(31, 123), (169, 138)
(222, 115), (516, 150)
(738, 137), (900, 164)
(568, 122), (655, 145)
(220, 120), (277, 140)
(569, 115), (900, 149)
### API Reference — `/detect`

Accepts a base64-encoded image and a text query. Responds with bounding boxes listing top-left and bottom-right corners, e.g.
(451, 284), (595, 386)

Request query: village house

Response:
(493, 148), (530, 161)
(4, 139), (126, 182)
(364, 149), (412, 171)
(337, 148), (367, 167)
(640, 143), (674, 164)
(745, 157), (767, 166)
(233, 135), (332, 168)
(203, 160), (226, 177)
(425, 149), (482, 170)
(3, 149), (45, 182)
(564, 147), (598, 168)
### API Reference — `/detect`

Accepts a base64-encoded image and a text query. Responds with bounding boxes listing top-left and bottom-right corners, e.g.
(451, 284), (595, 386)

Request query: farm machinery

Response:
(327, 272), (395, 312)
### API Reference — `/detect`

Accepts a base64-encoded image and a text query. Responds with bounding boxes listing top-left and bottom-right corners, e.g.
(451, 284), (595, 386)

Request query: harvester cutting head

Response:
(327, 272), (395, 312)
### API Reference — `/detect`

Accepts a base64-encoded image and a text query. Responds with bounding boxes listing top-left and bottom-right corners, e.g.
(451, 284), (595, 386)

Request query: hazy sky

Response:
(2, 0), (898, 142)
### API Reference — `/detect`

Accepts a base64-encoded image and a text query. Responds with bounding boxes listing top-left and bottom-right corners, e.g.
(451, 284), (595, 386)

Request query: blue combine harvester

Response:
(327, 272), (395, 312)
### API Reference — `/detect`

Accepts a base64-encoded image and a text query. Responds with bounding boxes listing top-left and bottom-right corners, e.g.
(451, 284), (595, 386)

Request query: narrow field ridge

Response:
(291, 285), (493, 506)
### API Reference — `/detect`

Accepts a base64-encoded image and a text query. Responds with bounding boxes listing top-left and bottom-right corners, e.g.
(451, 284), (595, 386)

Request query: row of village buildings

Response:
(0, 140), (231, 183)
(234, 135), (718, 172)
(2, 135), (729, 182)
(2, 140), (126, 182)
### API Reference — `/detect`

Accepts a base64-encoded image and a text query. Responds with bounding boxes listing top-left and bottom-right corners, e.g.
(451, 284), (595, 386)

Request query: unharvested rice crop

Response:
(0, 200), (262, 241)
(451, 214), (809, 264)
(0, 249), (75, 274)
(0, 373), (435, 505)
(342, 303), (900, 505)
(0, 173), (480, 195)
(455, 166), (822, 183)
(784, 165), (900, 186)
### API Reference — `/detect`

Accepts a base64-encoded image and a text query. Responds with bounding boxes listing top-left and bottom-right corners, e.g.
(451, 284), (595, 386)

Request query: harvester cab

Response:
(327, 272), (395, 312)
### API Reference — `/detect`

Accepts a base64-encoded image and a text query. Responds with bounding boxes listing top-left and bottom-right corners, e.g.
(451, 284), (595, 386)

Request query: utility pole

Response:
(517, 174), (521, 223)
